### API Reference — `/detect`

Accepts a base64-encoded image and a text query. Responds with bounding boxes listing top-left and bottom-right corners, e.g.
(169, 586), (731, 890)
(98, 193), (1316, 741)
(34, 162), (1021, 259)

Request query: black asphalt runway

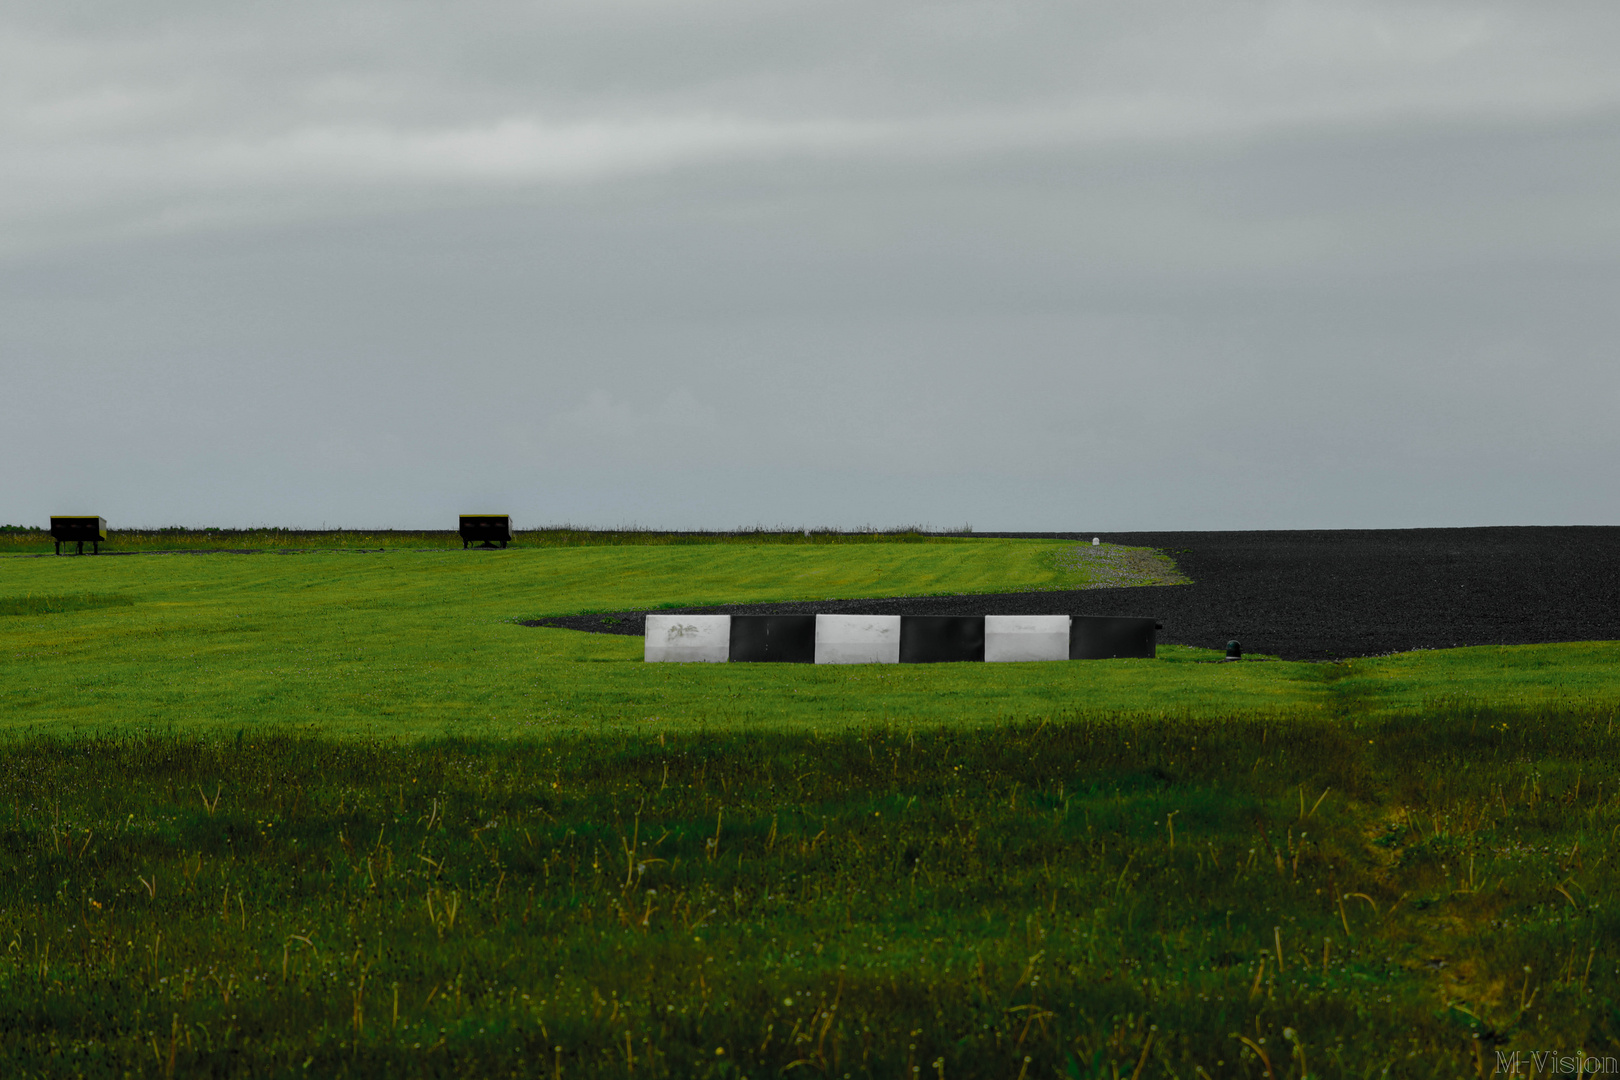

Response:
(522, 527), (1620, 661)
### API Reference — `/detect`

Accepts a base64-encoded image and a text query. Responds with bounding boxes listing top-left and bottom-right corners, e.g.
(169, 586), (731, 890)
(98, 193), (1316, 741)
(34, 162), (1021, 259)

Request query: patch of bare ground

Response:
(1050, 542), (1190, 588)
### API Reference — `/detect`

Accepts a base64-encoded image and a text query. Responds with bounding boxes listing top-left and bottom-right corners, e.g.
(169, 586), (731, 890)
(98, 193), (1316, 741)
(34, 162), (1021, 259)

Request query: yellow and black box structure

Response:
(458, 515), (513, 549)
(50, 516), (108, 555)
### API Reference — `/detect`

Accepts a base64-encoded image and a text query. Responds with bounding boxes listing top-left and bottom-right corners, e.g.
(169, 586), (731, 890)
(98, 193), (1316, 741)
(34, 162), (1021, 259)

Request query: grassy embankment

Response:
(4, 536), (1615, 739)
(2, 537), (1617, 1076)
(4, 537), (1254, 740)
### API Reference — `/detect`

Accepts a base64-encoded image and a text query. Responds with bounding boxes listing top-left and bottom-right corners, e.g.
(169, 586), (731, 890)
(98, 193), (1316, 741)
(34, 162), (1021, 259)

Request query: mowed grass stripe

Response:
(0, 592), (134, 616)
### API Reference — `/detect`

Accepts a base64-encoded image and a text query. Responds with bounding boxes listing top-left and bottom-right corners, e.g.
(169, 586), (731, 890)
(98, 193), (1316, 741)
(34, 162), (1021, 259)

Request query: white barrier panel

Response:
(814, 614), (902, 664)
(985, 615), (1071, 662)
(644, 614), (731, 663)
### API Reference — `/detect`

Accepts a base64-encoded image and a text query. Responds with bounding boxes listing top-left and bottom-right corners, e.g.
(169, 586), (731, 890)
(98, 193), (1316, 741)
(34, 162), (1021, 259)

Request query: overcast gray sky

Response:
(4, 1), (1618, 530)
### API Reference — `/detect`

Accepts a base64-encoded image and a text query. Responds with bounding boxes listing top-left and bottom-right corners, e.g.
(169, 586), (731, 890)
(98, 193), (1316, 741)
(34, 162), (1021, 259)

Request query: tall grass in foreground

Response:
(1, 703), (1614, 1077)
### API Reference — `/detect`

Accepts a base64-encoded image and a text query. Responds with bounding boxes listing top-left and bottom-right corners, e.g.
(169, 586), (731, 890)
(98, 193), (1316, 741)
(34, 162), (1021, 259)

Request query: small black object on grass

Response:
(50, 517), (107, 556)
(1225, 640), (1242, 661)
(459, 515), (513, 550)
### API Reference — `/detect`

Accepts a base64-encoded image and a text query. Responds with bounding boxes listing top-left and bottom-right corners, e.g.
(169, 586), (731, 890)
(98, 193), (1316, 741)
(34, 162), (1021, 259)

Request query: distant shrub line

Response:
(0, 525), (981, 552)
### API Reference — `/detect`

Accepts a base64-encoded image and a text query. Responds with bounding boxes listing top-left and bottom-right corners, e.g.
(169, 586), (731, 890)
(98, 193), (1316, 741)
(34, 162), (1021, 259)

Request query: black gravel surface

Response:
(521, 527), (1620, 661)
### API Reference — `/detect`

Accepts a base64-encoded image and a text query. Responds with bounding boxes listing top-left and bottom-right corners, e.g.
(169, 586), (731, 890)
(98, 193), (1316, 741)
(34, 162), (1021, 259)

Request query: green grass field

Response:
(2, 538), (1616, 1076)
(2, 540), (1617, 740)
(1, 538), (1234, 741)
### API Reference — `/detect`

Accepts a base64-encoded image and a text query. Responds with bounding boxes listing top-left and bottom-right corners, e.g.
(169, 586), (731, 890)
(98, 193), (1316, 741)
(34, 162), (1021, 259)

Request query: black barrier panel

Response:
(50, 516), (107, 555)
(899, 616), (985, 663)
(459, 515), (513, 549)
(728, 615), (816, 663)
(1070, 616), (1158, 660)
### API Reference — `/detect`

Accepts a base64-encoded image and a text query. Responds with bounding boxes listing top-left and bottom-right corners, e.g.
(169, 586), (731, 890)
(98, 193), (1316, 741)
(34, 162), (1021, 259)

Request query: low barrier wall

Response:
(645, 613), (1158, 663)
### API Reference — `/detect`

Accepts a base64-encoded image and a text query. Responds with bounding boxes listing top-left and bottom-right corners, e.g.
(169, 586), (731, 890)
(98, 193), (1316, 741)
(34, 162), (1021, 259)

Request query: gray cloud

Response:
(3, 1), (1619, 529)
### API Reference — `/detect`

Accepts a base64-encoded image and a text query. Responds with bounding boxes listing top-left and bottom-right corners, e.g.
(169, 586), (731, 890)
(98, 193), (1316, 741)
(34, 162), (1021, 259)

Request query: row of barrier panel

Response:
(645, 614), (1159, 663)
